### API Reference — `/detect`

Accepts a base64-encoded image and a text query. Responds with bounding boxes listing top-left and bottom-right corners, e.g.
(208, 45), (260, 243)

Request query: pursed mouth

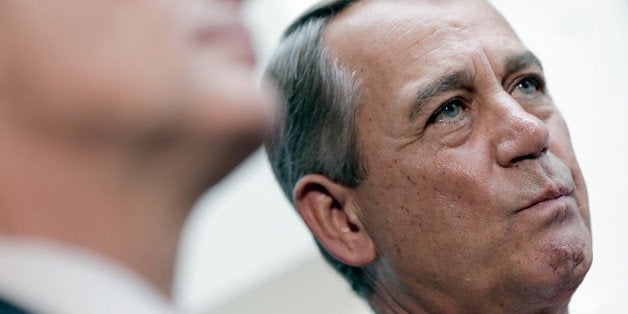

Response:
(515, 183), (574, 214)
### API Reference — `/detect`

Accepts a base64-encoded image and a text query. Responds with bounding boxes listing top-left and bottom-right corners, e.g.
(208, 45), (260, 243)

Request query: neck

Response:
(364, 264), (572, 314)
(0, 122), (215, 298)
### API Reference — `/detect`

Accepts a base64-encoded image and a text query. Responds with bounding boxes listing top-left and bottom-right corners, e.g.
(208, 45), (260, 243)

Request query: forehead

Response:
(322, 0), (529, 133)
(323, 0), (524, 86)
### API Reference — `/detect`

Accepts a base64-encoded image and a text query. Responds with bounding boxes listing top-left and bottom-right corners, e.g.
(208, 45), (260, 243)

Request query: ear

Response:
(294, 174), (376, 266)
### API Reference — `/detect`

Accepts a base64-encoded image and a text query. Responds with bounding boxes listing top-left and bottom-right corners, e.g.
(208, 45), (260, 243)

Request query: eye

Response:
(427, 98), (466, 125)
(512, 76), (544, 97)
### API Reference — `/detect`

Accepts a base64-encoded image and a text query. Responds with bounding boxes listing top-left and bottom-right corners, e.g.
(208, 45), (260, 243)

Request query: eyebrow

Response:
(504, 51), (544, 75)
(406, 51), (544, 122)
(407, 70), (473, 121)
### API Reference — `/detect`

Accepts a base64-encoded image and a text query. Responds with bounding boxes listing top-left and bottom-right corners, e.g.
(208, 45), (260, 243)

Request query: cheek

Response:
(6, 1), (182, 83)
(422, 146), (497, 211)
(546, 114), (574, 159)
(546, 115), (590, 224)
(355, 142), (530, 288)
(1, 2), (187, 129)
(356, 161), (506, 290)
(358, 145), (498, 248)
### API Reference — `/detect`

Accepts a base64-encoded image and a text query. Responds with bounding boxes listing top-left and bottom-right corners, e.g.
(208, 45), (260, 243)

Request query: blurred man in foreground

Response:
(0, 0), (274, 313)
(267, 0), (592, 312)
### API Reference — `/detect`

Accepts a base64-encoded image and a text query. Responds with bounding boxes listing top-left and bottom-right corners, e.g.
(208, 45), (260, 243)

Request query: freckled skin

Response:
(324, 0), (592, 312)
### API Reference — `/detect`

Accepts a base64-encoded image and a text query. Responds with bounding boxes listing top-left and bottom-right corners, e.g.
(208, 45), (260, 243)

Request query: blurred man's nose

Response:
(206, 0), (243, 8)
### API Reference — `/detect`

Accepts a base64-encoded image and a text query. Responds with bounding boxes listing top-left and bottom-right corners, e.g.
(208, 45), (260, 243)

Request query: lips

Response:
(515, 182), (574, 214)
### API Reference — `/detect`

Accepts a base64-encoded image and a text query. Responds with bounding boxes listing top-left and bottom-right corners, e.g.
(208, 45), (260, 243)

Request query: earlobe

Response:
(294, 174), (376, 266)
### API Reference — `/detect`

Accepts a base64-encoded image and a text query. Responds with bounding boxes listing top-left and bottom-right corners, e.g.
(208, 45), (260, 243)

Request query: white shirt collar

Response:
(0, 236), (176, 314)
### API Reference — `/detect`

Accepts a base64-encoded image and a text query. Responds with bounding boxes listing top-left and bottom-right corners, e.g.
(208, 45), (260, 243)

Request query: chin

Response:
(520, 226), (592, 306)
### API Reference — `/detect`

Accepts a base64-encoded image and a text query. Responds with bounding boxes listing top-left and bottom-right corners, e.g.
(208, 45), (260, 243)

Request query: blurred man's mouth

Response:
(193, 24), (256, 64)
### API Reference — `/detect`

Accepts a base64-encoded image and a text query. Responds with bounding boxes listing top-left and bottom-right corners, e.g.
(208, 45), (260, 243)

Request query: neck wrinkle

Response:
(363, 262), (433, 314)
(365, 262), (574, 314)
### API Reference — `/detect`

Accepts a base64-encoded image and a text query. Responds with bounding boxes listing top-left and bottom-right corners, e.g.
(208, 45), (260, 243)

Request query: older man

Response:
(266, 0), (592, 312)
(0, 0), (273, 313)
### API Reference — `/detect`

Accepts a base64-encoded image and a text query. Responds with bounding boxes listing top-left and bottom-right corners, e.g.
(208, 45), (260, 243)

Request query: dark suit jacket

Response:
(0, 298), (31, 314)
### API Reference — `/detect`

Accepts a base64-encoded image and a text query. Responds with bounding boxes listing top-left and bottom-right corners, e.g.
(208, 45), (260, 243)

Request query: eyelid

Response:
(507, 73), (546, 94)
(425, 97), (466, 126)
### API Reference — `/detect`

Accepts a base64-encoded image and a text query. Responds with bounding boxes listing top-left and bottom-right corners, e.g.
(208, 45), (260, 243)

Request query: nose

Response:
(492, 93), (550, 167)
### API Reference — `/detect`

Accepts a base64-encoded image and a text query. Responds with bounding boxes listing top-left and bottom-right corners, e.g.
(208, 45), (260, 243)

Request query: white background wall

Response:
(174, 1), (628, 313)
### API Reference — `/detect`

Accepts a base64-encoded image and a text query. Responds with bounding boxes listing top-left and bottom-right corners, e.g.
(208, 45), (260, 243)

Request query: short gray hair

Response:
(265, 0), (371, 296)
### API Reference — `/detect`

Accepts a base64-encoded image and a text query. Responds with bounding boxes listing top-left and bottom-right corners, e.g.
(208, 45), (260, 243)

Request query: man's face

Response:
(325, 0), (592, 308)
(0, 0), (273, 180)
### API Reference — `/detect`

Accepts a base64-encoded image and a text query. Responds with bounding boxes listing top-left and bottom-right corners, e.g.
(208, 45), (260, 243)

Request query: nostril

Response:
(510, 146), (547, 164)
(511, 154), (534, 164)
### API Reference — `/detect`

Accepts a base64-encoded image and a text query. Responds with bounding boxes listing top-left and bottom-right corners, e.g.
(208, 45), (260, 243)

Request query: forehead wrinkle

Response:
(408, 70), (474, 121)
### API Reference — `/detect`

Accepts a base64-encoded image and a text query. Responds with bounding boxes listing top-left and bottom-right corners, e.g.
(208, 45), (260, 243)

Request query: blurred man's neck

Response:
(0, 122), (213, 297)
